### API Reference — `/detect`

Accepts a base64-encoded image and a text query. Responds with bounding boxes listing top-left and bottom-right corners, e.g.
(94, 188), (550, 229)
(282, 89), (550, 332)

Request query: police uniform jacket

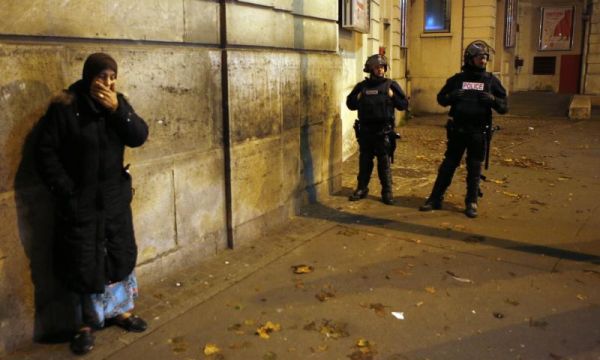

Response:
(36, 80), (148, 293)
(437, 67), (507, 131)
(346, 76), (408, 129)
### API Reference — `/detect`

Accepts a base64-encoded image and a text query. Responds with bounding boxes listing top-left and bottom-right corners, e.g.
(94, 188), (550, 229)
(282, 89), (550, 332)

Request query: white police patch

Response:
(462, 82), (485, 91)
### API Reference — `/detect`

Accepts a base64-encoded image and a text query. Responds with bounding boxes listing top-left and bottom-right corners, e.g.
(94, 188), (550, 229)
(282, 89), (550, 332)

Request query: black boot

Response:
(465, 202), (478, 218)
(419, 198), (442, 211)
(420, 158), (457, 212)
(350, 150), (374, 202)
(378, 154), (394, 205)
(465, 160), (482, 204)
(381, 192), (394, 205)
(349, 188), (369, 201)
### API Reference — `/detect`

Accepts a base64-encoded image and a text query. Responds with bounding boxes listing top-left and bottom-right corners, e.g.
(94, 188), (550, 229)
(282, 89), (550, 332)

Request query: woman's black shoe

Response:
(70, 329), (95, 355)
(110, 314), (148, 332)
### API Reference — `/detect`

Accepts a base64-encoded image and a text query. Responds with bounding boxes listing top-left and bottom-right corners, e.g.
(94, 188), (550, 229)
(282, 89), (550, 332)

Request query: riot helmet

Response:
(463, 40), (491, 69)
(363, 54), (388, 75)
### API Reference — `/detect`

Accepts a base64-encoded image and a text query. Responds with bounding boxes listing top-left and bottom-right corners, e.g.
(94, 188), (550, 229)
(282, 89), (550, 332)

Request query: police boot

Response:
(349, 188), (369, 201)
(465, 202), (478, 218)
(465, 160), (482, 218)
(419, 198), (442, 212)
(381, 191), (394, 205)
(377, 155), (394, 205)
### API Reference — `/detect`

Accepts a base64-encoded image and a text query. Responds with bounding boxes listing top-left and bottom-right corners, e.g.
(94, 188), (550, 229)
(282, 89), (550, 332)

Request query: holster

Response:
(353, 119), (360, 141)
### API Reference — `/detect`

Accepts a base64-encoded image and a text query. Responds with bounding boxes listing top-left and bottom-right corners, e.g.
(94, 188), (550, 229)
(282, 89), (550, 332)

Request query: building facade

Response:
(1, 0), (596, 355)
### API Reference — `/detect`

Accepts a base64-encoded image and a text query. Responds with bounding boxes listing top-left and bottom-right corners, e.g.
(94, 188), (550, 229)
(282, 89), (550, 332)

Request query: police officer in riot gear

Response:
(346, 54), (409, 205)
(419, 40), (507, 218)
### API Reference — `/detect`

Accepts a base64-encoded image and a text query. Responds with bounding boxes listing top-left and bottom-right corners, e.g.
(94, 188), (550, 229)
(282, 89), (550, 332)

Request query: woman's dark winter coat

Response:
(36, 80), (148, 294)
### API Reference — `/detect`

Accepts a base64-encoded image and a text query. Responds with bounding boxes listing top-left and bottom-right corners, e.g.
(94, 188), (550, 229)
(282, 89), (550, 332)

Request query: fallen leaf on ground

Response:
(263, 351), (277, 360)
(167, 336), (187, 353)
(203, 343), (220, 355)
(425, 286), (436, 294)
(368, 303), (386, 317)
(351, 338), (377, 358)
(256, 321), (281, 339)
(502, 191), (521, 198)
(293, 278), (305, 289)
(310, 344), (329, 353)
(304, 319), (349, 339)
(291, 264), (314, 274)
(357, 338), (375, 349)
(227, 323), (244, 334)
(315, 290), (336, 302)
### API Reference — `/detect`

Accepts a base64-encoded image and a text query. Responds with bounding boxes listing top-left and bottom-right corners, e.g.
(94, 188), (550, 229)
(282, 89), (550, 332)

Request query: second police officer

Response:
(419, 40), (508, 218)
(346, 54), (409, 205)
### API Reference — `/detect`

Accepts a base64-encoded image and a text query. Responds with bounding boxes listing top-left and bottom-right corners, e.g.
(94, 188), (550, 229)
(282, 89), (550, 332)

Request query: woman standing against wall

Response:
(35, 53), (149, 355)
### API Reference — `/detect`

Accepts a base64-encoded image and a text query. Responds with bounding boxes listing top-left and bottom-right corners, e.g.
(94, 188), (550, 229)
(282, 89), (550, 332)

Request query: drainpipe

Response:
(460, 0), (465, 67)
(580, 0), (592, 94)
(220, 0), (234, 249)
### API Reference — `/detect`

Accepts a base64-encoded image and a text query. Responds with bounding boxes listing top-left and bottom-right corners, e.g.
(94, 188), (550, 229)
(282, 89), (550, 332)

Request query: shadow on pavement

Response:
(301, 202), (600, 265)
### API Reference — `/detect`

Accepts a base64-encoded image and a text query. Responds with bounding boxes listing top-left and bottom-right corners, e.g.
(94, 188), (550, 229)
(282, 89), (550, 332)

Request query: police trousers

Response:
(428, 123), (485, 204)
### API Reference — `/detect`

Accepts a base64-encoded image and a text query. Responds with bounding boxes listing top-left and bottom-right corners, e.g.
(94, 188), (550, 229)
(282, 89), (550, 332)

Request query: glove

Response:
(478, 92), (496, 106)
(448, 89), (465, 102)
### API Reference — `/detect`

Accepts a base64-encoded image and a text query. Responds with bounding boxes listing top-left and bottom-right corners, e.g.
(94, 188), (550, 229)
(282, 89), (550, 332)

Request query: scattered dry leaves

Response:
(304, 319), (349, 339)
(256, 321), (281, 339)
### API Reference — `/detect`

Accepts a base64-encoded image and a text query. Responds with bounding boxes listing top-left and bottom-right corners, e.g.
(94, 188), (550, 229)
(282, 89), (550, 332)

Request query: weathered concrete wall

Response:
(0, 0), (341, 355)
(0, 0), (220, 44)
(228, 51), (342, 246)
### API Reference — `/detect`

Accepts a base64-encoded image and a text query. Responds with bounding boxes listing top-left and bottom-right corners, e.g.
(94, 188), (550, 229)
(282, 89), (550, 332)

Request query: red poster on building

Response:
(539, 6), (575, 51)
